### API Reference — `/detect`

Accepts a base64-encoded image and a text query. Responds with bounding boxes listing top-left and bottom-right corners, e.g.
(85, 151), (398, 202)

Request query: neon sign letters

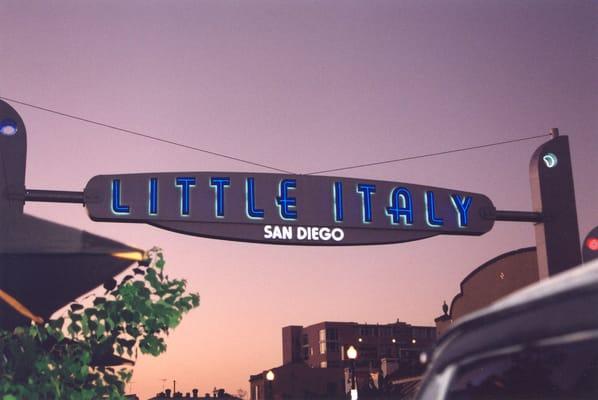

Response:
(85, 172), (495, 245)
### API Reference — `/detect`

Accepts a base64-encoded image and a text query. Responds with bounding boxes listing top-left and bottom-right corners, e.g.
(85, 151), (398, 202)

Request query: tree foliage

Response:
(0, 248), (199, 399)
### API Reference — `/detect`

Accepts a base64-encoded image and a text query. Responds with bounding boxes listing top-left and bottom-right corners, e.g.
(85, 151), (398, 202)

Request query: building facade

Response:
(435, 247), (539, 336)
(250, 320), (436, 399)
(283, 320), (435, 370)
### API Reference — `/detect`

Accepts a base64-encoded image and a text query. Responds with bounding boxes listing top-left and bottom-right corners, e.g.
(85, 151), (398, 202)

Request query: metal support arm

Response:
(24, 189), (84, 204)
(481, 208), (543, 223)
(494, 210), (543, 223)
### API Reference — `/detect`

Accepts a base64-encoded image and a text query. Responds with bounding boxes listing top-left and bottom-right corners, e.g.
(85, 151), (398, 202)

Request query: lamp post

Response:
(266, 370), (275, 400)
(347, 345), (358, 400)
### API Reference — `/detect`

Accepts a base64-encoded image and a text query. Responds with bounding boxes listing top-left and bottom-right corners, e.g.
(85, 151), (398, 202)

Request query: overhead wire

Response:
(1, 96), (551, 176)
(304, 134), (551, 175)
(0, 96), (294, 174)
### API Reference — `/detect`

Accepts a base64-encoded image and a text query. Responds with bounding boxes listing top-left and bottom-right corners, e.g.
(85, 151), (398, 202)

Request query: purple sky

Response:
(2, 1), (596, 398)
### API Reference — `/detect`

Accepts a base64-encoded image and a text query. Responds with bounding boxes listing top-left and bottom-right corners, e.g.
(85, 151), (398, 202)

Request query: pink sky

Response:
(1, 1), (596, 398)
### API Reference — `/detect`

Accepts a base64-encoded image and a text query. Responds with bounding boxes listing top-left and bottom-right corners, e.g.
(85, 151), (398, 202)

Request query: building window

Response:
(320, 361), (328, 368)
(360, 326), (377, 336)
(414, 327), (431, 339)
(302, 333), (310, 360)
(328, 342), (339, 352)
(320, 328), (339, 354)
(381, 346), (392, 357)
(326, 328), (338, 341)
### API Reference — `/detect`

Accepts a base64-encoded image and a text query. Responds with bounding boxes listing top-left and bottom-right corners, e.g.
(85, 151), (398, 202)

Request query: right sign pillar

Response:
(530, 130), (582, 277)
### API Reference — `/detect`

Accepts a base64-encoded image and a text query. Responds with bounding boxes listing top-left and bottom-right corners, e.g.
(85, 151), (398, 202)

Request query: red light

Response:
(587, 237), (598, 251)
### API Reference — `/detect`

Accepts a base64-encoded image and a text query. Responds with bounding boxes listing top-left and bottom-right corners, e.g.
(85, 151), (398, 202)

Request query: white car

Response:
(416, 259), (598, 400)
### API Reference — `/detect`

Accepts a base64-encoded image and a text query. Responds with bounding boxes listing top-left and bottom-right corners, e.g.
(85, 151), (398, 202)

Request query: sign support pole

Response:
(529, 129), (581, 278)
(23, 189), (84, 204)
(486, 210), (543, 223)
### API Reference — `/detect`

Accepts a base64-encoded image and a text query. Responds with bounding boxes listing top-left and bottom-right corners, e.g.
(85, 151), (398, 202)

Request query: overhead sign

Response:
(84, 173), (495, 245)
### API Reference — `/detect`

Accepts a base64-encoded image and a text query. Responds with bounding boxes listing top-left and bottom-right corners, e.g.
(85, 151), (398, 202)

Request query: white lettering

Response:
(332, 228), (344, 241)
(297, 226), (308, 240)
(264, 225), (273, 239)
(319, 227), (331, 240)
(264, 225), (344, 242)
(311, 227), (319, 240)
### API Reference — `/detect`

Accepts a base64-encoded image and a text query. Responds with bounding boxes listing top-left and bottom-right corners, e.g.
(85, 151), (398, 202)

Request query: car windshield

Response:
(446, 337), (598, 400)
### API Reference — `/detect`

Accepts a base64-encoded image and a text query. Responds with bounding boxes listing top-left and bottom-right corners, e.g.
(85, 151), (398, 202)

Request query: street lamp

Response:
(266, 370), (275, 400)
(347, 345), (358, 400)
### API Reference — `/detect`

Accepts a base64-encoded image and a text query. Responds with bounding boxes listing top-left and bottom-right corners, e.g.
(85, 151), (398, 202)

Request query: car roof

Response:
(429, 259), (598, 372)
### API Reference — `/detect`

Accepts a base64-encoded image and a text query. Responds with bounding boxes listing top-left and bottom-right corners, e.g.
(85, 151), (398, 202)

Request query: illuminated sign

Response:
(84, 173), (495, 245)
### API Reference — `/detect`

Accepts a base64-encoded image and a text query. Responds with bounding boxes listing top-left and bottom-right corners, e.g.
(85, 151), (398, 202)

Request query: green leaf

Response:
(93, 297), (106, 306)
(49, 317), (65, 330)
(121, 309), (134, 322)
(96, 322), (105, 338)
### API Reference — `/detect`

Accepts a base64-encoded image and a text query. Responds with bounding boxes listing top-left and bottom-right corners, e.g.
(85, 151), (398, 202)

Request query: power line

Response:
(2, 96), (551, 177)
(305, 134), (551, 175)
(0, 96), (294, 174)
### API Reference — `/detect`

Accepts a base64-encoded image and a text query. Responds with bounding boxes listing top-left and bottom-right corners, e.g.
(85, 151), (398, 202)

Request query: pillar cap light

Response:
(542, 152), (558, 168)
(347, 345), (358, 360)
(266, 370), (275, 381)
(0, 119), (17, 136)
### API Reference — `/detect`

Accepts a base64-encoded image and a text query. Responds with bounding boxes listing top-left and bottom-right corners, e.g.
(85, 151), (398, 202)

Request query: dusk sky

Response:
(1, 1), (596, 398)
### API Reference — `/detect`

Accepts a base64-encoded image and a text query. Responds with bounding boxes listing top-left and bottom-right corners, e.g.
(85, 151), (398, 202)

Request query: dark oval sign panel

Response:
(84, 173), (495, 246)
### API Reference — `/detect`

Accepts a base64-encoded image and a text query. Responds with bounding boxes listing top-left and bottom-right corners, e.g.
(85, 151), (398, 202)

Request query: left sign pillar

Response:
(0, 99), (27, 216)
